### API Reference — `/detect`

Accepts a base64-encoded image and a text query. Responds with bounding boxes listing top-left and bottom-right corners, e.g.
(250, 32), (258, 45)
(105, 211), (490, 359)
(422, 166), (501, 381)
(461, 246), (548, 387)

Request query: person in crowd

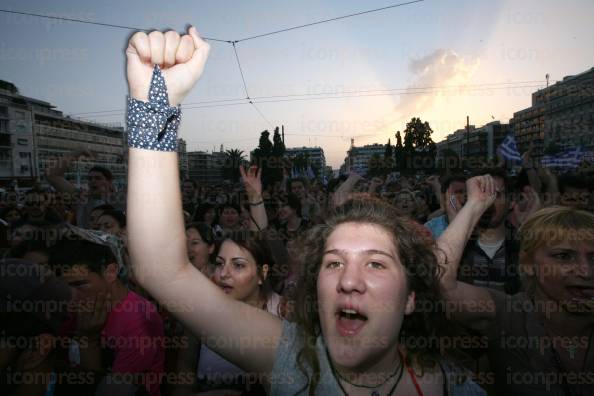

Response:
(438, 176), (594, 395)
(558, 173), (590, 210)
(175, 231), (282, 395)
(392, 189), (420, 220)
(457, 168), (536, 295)
(50, 238), (165, 396)
(46, 150), (120, 228)
(21, 190), (64, 224)
(0, 259), (73, 396)
(185, 222), (215, 274)
(96, 209), (127, 241)
(273, 193), (310, 244)
(0, 205), (22, 226)
(412, 189), (431, 223)
(125, 27), (485, 395)
(181, 179), (199, 216)
(6, 239), (50, 267)
(424, 174), (467, 239)
(88, 204), (116, 230)
(8, 219), (53, 248)
(218, 204), (242, 232)
(192, 203), (217, 226)
(288, 177), (322, 223)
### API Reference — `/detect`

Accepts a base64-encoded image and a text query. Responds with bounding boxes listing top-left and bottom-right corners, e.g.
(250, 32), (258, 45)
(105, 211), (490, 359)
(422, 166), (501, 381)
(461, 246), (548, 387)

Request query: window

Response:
(17, 138), (28, 145)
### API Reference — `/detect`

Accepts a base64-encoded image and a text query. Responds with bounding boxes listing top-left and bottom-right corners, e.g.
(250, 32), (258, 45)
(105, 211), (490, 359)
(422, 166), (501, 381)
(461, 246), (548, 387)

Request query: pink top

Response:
(102, 291), (165, 396)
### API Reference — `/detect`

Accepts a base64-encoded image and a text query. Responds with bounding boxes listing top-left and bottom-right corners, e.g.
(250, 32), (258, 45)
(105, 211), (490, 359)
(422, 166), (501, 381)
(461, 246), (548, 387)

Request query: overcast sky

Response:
(1, 0), (593, 167)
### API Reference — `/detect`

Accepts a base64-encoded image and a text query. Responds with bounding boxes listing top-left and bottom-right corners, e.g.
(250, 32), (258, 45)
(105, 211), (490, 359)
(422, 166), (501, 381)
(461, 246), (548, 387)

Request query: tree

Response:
(402, 118), (435, 174)
(272, 127), (285, 156)
(224, 149), (245, 182)
(270, 127), (286, 184)
(394, 130), (405, 172)
(382, 138), (393, 175)
(367, 153), (383, 178)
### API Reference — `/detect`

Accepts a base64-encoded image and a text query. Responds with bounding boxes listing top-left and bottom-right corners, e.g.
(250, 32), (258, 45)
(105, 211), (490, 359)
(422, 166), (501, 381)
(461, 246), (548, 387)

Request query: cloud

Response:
(394, 49), (480, 119)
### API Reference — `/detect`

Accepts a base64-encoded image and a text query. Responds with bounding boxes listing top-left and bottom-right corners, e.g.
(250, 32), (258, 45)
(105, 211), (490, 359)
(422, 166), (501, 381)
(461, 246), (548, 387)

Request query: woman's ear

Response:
(404, 291), (416, 315)
(259, 264), (269, 285)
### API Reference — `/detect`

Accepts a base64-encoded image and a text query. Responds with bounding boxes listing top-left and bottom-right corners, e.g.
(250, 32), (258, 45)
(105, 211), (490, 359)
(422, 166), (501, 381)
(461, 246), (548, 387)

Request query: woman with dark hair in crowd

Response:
(125, 27), (486, 395)
(273, 193), (310, 244)
(438, 176), (594, 395)
(175, 230), (282, 395)
(192, 202), (217, 226)
(185, 222), (215, 274)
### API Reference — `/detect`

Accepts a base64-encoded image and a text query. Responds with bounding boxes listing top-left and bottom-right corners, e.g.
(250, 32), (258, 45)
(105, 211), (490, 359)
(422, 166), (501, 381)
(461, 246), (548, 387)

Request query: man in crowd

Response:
(46, 150), (119, 228)
(1, 259), (72, 396)
(50, 238), (165, 395)
(457, 168), (522, 294)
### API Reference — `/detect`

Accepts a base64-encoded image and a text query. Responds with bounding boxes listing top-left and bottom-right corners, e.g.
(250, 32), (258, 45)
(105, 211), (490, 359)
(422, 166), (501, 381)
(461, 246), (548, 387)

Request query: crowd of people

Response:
(1, 26), (593, 396)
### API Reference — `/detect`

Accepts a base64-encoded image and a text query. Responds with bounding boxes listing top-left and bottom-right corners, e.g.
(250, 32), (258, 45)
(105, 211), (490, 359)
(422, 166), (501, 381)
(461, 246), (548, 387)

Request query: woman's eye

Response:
(367, 261), (385, 269)
(552, 252), (573, 261)
(325, 261), (342, 269)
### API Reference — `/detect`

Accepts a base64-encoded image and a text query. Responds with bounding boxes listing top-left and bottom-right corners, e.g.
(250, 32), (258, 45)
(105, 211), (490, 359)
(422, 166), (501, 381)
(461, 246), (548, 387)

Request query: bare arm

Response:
(332, 172), (362, 207)
(45, 150), (92, 193)
(240, 165), (268, 231)
(435, 175), (498, 331)
(126, 27), (281, 375)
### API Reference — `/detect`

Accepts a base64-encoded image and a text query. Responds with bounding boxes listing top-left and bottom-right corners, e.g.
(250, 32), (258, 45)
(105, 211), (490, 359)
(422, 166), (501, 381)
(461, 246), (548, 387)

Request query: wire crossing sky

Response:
(1, 0), (593, 166)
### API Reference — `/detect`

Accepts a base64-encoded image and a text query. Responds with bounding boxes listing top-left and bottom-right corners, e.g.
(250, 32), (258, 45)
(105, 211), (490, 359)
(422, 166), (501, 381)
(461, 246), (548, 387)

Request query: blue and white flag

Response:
(541, 147), (583, 169)
(497, 134), (522, 163)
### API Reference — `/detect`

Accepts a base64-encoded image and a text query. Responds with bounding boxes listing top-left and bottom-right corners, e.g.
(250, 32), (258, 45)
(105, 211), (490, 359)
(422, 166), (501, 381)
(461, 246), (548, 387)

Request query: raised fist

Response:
(465, 174), (498, 214)
(125, 26), (210, 106)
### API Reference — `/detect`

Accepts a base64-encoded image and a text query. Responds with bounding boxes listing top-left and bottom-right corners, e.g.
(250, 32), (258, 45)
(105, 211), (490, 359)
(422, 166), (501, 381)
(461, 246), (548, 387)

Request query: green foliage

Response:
(223, 149), (245, 183)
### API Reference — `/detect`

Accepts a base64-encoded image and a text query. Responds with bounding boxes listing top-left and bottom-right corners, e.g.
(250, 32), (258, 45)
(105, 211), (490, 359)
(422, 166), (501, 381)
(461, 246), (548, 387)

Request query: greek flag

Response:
(541, 147), (583, 169)
(497, 135), (522, 162)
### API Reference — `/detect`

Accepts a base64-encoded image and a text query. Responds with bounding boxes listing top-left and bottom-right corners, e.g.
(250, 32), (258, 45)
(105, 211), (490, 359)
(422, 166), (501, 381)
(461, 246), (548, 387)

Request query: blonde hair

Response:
(517, 206), (594, 296)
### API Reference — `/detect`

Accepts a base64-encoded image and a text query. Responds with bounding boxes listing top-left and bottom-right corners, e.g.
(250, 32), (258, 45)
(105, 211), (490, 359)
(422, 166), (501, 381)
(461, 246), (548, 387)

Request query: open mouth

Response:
(336, 308), (368, 337)
(219, 285), (234, 294)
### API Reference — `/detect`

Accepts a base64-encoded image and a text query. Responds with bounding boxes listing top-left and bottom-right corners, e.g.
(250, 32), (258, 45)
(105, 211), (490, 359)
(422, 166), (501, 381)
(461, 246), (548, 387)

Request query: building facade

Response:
(285, 146), (326, 172)
(343, 143), (385, 176)
(510, 67), (594, 160)
(187, 150), (226, 184)
(0, 80), (126, 189)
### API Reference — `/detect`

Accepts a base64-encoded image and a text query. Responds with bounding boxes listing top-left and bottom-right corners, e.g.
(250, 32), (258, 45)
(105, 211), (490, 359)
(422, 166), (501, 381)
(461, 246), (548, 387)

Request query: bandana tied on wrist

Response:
(127, 65), (181, 151)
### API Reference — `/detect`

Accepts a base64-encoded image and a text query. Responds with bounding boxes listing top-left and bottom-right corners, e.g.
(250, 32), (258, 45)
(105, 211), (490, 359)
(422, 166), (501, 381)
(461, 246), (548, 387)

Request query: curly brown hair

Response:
(290, 197), (448, 395)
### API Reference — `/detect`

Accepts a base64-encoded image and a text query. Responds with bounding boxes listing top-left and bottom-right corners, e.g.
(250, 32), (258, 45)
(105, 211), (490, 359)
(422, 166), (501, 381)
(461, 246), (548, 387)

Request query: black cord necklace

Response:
(328, 348), (406, 396)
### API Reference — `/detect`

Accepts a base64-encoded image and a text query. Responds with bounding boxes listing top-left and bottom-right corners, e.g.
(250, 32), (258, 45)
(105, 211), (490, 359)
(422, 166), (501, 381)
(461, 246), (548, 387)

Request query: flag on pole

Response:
(497, 135), (522, 163)
(541, 147), (583, 169)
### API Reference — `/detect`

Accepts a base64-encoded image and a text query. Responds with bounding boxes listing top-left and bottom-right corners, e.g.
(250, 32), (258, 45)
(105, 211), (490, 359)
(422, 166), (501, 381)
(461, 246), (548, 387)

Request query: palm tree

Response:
(224, 149), (246, 182)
